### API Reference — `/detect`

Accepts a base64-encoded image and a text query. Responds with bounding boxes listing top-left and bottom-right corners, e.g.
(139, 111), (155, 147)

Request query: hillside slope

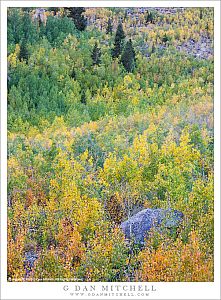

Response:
(7, 7), (214, 282)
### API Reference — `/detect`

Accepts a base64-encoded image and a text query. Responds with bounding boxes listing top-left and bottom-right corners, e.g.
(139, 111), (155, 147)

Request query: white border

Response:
(1, 1), (220, 300)
(1, 0), (218, 8)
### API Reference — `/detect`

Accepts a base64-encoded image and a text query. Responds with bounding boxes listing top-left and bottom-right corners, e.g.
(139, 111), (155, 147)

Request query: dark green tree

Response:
(199, 8), (203, 20)
(65, 7), (87, 31)
(162, 33), (169, 43)
(81, 91), (87, 104)
(205, 23), (209, 31)
(112, 22), (125, 58)
(121, 39), (136, 73)
(49, 7), (59, 15)
(71, 69), (76, 79)
(21, 8), (32, 13)
(91, 42), (101, 65)
(124, 11), (127, 21)
(106, 18), (113, 35)
(146, 11), (154, 24)
(19, 39), (29, 62)
(151, 43), (156, 54)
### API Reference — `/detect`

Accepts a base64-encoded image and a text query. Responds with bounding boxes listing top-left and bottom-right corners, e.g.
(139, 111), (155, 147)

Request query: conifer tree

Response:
(19, 39), (29, 62)
(91, 42), (101, 66)
(121, 39), (136, 72)
(21, 8), (32, 13)
(146, 11), (154, 24)
(162, 33), (169, 43)
(71, 69), (76, 79)
(151, 43), (156, 54)
(112, 21), (125, 58)
(49, 8), (59, 16)
(205, 23), (209, 31)
(81, 90), (86, 104)
(124, 11), (127, 21)
(199, 8), (203, 20)
(106, 18), (113, 35)
(65, 7), (87, 31)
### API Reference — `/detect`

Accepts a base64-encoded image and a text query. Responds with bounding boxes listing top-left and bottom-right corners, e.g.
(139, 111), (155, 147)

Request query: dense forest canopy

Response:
(7, 7), (214, 282)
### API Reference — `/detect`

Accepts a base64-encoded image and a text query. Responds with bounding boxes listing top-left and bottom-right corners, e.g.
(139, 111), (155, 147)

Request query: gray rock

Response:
(120, 208), (183, 245)
(24, 251), (38, 277)
(33, 8), (46, 24)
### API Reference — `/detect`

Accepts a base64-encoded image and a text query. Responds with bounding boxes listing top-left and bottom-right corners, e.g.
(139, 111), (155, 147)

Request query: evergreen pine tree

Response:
(21, 8), (32, 13)
(112, 22), (125, 58)
(49, 7), (59, 16)
(121, 39), (136, 73)
(151, 43), (156, 54)
(22, 12), (31, 40)
(124, 11), (127, 21)
(106, 18), (113, 35)
(65, 7), (87, 31)
(162, 33), (169, 43)
(91, 42), (101, 65)
(71, 69), (76, 79)
(199, 8), (203, 20)
(19, 39), (29, 62)
(146, 11), (154, 24)
(81, 91), (86, 104)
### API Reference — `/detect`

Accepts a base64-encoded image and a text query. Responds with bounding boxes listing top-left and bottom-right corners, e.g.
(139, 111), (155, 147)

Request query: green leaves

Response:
(112, 22), (125, 58)
(7, 7), (214, 282)
(121, 39), (136, 72)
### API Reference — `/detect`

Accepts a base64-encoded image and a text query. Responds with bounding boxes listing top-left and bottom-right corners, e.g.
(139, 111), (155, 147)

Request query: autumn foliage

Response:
(7, 7), (214, 282)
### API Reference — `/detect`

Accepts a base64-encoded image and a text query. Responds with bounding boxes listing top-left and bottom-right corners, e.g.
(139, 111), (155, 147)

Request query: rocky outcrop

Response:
(120, 208), (183, 245)
(32, 8), (47, 25)
(176, 37), (213, 60)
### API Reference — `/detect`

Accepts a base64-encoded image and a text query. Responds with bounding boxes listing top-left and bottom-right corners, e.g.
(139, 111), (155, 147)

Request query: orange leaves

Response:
(25, 189), (35, 209)
(67, 231), (85, 264)
(137, 231), (213, 282)
(25, 178), (47, 209)
(178, 231), (213, 281)
(58, 225), (86, 271)
(7, 220), (26, 281)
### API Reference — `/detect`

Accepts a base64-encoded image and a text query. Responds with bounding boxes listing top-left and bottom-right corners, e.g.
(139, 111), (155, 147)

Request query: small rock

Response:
(24, 251), (38, 276)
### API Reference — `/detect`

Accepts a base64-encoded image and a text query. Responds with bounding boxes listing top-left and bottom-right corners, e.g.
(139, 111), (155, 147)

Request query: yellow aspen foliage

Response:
(8, 44), (20, 68)
(130, 133), (149, 165)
